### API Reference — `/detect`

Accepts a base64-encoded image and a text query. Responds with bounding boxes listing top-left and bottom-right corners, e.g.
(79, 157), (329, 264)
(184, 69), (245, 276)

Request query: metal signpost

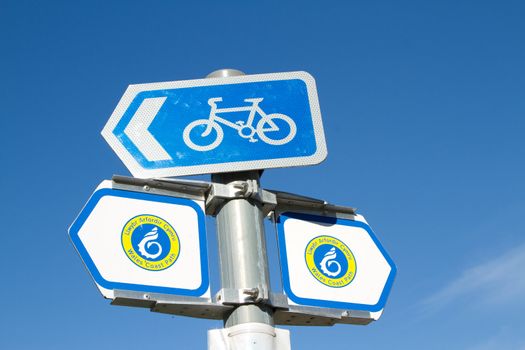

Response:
(206, 69), (284, 349)
(69, 69), (396, 350)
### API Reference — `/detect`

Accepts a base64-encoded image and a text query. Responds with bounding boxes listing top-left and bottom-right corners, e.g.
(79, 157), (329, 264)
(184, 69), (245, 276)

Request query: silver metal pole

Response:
(207, 69), (274, 328)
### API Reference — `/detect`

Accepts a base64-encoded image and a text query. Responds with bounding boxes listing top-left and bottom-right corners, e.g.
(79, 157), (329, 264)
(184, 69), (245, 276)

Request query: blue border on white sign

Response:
(69, 188), (209, 297)
(276, 212), (396, 312)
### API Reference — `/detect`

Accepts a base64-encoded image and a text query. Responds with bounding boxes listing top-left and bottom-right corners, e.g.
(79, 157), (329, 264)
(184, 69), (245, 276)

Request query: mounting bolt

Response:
(143, 185), (151, 191)
(233, 182), (248, 195)
(243, 288), (259, 299)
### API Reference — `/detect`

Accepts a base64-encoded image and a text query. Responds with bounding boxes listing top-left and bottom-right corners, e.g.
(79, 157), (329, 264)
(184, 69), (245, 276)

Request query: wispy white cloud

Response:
(465, 327), (525, 350)
(420, 243), (525, 313)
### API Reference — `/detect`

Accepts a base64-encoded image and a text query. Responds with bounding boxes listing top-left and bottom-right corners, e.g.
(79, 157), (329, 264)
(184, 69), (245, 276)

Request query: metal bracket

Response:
(112, 175), (211, 201)
(111, 290), (233, 320)
(206, 180), (277, 216)
(274, 304), (375, 326)
(110, 290), (374, 326)
(215, 285), (270, 305)
(111, 175), (352, 220)
(267, 189), (357, 220)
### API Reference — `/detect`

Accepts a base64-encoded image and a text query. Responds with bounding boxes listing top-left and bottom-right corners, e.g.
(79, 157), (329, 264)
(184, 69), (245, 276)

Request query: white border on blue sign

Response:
(101, 71), (327, 178)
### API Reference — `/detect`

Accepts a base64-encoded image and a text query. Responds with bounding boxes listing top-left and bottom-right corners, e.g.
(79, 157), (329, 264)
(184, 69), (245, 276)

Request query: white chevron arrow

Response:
(124, 96), (172, 162)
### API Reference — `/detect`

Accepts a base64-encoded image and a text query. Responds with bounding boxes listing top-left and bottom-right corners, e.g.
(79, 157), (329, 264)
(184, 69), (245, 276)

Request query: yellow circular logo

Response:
(305, 236), (356, 288)
(121, 214), (180, 271)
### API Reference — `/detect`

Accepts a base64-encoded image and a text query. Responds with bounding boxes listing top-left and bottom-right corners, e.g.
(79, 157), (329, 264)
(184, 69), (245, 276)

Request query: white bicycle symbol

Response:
(183, 97), (297, 151)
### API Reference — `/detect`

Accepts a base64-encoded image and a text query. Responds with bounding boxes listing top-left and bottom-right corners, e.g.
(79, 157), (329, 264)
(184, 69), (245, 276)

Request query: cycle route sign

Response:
(102, 71), (327, 178)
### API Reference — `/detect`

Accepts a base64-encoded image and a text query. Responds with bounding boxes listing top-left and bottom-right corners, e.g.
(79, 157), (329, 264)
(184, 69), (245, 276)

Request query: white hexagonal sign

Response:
(276, 212), (396, 313)
(68, 181), (209, 299)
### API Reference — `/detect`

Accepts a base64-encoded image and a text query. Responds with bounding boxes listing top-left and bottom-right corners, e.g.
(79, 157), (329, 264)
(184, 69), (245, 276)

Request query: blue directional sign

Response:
(102, 71), (327, 178)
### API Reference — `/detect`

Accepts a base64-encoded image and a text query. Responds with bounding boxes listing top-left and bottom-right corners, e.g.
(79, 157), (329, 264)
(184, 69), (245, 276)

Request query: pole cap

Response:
(207, 69), (245, 78)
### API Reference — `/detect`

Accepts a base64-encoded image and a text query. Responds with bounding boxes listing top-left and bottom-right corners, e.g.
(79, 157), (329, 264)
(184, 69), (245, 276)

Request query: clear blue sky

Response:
(1, 1), (524, 349)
